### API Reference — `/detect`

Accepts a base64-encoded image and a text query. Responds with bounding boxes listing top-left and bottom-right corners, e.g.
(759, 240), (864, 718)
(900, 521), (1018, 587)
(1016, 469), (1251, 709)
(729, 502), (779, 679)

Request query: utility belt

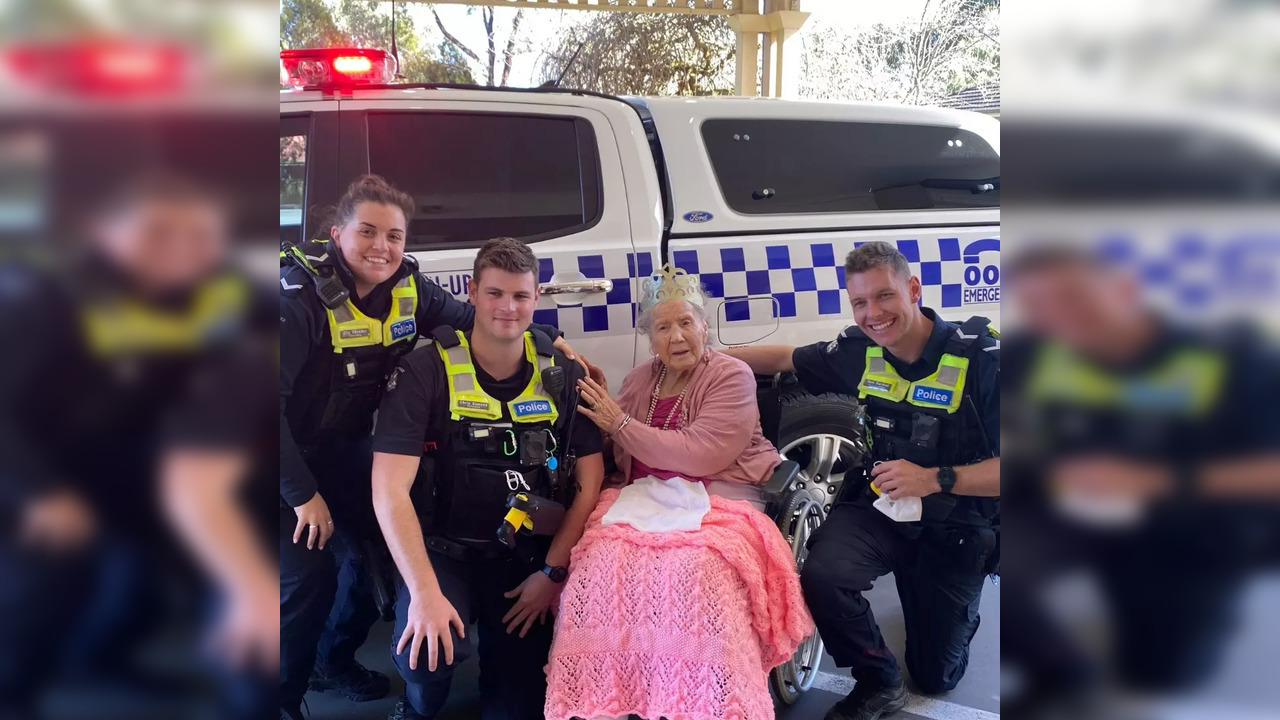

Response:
(417, 425), (569, 564)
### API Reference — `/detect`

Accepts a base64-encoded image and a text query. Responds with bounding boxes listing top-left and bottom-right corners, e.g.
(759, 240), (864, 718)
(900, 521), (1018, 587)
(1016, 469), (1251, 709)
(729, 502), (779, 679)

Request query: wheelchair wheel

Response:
(770, 489), (827, 705)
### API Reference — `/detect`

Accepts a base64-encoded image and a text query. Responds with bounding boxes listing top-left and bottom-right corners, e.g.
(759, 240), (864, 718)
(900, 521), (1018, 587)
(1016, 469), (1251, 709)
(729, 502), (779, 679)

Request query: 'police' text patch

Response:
(389, 318), (416, 341)
(912, 385), (953, 406)
(512, 400), (552, 418)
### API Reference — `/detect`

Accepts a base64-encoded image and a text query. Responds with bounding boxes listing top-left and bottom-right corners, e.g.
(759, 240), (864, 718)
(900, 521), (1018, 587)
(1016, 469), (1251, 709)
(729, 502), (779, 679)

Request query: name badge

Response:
(864, 378), (895, 393)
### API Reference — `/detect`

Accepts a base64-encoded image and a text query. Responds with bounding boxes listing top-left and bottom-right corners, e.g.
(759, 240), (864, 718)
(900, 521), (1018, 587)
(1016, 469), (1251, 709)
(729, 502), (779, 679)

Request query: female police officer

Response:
(279, 175), (575, 719)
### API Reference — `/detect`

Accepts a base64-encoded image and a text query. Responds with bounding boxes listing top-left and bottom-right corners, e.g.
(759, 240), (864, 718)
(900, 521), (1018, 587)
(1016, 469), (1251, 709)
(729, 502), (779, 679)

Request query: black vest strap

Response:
(528, 328), (556, 358)
(432, 325), (461, 348)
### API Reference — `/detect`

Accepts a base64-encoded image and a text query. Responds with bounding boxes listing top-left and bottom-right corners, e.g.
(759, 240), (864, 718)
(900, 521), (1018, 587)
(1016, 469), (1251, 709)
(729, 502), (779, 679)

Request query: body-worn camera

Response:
(519, 429), (548, 467)
(910, 413), (940, 449)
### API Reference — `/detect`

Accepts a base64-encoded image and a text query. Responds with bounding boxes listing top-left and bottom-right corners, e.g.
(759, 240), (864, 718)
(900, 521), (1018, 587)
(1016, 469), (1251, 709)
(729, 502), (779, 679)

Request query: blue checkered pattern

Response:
(1097, 234), (1280, 312)
(695, 238), (989, 322)
(535, 238), (999, 332)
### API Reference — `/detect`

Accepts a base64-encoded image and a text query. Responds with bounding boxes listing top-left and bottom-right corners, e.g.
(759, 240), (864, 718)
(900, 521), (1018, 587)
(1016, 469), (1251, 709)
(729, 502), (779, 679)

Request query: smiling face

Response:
(1010, 258), (1141, 358)
(846, 264), (923, 349)
(330, 201), (405, 288)
(469, 266), (540, 343)
(95, 196), (227, 293)
(649, 300), (708, 375)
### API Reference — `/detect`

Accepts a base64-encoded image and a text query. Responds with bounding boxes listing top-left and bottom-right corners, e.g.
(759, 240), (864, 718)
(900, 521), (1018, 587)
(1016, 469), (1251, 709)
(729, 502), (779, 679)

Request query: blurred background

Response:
(0, 1), (279, 719)
(1000, 1), (1280, 719)
(3, 0), (1279, 718)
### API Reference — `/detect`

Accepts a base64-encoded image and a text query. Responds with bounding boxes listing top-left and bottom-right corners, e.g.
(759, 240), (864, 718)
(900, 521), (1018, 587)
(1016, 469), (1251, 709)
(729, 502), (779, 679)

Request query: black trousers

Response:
(800, 503), (995, 695)
(278, 437), (381, 711)
(1000, 503), (1260, 697)
(392, 549), (552, 720)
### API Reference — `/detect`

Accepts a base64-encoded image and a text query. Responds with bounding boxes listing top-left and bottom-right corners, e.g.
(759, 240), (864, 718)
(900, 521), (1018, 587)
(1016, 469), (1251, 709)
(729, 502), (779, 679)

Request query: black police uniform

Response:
(372, 327), (602, 720)
(278, 239), (563, 711)
(0, 256), (278, 718)
(1000, 322), (1280, 701)
(791, 307), (1000, 695)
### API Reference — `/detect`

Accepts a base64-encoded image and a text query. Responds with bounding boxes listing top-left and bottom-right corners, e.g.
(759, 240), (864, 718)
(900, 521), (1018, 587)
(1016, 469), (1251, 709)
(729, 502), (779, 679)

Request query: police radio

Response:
(283, 243), (349, 309)
(538, 365), (579, 495)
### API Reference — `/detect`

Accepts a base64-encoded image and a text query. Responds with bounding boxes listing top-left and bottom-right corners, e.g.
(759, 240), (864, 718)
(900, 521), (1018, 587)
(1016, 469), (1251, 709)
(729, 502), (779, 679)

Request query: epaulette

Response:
(431, 325), (461, 348)
(528, 327), (556, 358)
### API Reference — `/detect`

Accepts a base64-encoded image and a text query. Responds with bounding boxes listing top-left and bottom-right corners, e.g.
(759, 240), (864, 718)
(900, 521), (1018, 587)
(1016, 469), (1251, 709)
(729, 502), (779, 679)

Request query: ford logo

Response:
(682, 211), (713, 223)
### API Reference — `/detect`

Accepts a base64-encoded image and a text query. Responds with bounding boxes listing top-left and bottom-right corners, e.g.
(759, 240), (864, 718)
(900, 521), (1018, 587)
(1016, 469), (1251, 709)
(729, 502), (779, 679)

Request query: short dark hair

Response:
(95, 170), (226, 219)
(473, 237), (538, 284)
(1005, 244), (1101, 282)
(332, 174), (414, 229)
(844, 241), (911, 280)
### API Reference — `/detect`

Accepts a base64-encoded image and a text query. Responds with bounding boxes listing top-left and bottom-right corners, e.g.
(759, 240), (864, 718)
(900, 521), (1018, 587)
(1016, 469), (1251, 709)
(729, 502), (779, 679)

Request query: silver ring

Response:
(326, 521), (334, 525)
(309, 524), (318, 529)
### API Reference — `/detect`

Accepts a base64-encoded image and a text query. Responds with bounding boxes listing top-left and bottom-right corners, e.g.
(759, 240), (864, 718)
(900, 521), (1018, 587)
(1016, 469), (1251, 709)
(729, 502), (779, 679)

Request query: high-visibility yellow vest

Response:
(282, 244), (419, 353)
(1028, 343), (1224, 417)
(81, 274), (247, 356)
(856, 346), (970, 414)
(437, 330), (558, 424)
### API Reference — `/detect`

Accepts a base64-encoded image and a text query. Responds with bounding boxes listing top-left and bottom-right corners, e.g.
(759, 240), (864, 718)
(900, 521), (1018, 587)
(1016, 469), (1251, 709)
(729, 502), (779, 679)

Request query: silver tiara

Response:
(639, 263), (704, 311)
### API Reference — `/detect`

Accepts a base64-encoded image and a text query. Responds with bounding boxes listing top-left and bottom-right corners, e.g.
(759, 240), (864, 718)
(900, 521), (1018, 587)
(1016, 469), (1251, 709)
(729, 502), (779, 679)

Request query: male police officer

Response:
(0, 172), (279, 718)
(279, 177), (574, 718)
(370, 238), (605, 720)
(1000, 245), (1280, 715)
(726, 241), (1000, 720)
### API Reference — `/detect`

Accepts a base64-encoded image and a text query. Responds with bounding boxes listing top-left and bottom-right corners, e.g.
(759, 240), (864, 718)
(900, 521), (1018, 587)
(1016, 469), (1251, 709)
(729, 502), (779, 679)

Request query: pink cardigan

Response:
(606, 349), (779, 485)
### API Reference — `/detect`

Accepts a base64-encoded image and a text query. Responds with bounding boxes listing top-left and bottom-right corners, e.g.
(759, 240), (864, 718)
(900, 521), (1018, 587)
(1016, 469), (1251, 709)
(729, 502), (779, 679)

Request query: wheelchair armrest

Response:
(762, 460), (800, 498)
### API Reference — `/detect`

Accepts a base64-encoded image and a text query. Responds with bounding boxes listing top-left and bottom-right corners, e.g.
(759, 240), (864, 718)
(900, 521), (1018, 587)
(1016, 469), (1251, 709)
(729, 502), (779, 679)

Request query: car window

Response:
(366, 111), (602, 250)
(280, 114), (309, 246)
(701, 119), (1000, 214)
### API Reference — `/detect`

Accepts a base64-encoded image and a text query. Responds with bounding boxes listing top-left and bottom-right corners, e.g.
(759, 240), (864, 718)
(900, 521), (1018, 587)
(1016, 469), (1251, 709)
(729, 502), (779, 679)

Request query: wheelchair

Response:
(363, 373), (862, 707)
(755, 373), (839, 706)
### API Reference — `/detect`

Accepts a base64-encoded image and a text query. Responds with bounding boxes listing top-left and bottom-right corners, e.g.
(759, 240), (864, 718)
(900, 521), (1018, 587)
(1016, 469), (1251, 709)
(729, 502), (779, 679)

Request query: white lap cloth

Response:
(600, 475), (712, 532)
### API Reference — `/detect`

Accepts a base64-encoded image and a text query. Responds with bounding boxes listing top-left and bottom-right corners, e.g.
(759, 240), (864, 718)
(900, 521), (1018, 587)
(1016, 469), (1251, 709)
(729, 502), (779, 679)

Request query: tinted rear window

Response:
(367, 111), (602, 249)
(701, 119), (999, 214)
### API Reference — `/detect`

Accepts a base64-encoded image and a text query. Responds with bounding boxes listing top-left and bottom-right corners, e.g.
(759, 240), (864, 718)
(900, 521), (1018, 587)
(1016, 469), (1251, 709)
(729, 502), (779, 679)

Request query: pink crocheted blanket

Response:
(544, 489), (814, 720)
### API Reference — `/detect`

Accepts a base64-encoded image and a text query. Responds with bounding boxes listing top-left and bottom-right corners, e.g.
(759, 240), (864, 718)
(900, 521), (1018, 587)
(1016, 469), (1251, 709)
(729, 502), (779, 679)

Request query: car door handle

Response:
(540, 279), (613, 295)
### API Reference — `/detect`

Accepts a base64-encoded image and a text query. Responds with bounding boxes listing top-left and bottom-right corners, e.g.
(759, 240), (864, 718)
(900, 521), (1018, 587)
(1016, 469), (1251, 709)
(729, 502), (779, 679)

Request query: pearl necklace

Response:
(646, 364), (692, 430)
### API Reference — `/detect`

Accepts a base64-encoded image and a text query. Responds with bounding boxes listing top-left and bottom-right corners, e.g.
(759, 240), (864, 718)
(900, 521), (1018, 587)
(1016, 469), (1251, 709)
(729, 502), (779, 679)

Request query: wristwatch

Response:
(541, 564), (569, 584)
(937, 466), (957, 494)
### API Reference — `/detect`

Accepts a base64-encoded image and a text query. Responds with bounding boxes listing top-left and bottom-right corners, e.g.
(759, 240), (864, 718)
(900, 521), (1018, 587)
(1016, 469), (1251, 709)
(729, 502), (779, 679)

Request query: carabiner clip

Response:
(503, 429), (517, 457)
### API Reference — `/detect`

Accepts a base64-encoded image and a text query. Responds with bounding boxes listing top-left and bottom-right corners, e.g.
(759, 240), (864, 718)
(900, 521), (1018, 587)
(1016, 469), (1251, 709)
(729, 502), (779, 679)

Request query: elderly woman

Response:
(543, 266), (813, 720)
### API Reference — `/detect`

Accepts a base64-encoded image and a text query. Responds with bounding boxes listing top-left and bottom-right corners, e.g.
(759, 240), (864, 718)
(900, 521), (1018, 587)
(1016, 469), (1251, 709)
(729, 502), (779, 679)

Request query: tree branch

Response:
(431, 7), (481, 66)
(500, 9), (524, 87)
(484, 7), (496, 86)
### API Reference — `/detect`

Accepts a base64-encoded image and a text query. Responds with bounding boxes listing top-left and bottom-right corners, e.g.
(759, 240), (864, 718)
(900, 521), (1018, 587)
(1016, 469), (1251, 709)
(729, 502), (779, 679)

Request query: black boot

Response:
(308, 661), (391, 702)
(824, 678), (909, 720)
(387, 694), (429, 720)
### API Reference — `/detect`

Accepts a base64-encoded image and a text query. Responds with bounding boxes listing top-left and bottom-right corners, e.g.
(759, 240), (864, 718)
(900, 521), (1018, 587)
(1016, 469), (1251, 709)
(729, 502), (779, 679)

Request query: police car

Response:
(279, 45), (1001, 543)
